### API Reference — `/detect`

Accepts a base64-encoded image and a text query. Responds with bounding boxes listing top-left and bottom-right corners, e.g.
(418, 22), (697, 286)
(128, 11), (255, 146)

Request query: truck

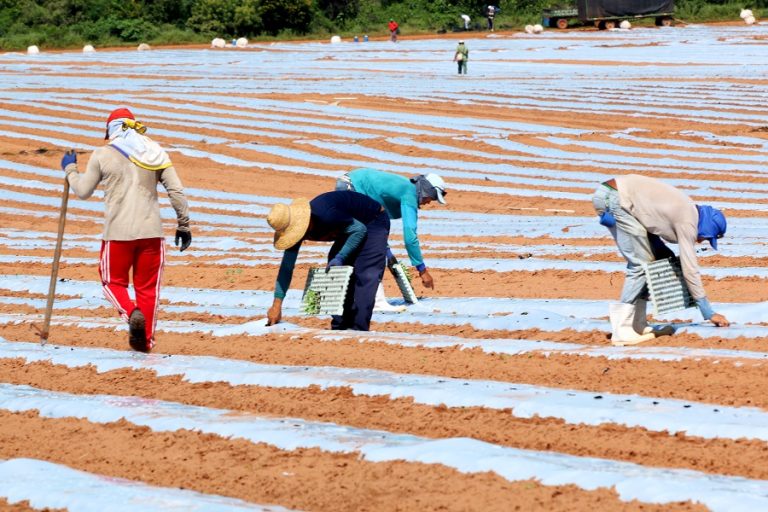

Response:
(542, 0), (674, 30)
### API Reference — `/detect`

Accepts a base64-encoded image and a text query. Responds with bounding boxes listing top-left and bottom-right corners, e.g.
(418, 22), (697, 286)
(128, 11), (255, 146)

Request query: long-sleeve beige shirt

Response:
(65, 145), (189, 241)
(615, 174), (705, 299)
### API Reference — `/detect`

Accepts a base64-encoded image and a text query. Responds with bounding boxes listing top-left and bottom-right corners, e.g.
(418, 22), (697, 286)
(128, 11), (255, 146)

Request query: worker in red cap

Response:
(60, 107), (191, 352)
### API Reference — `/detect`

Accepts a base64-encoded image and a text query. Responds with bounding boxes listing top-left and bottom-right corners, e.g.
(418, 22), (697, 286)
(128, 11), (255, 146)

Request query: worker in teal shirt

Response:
(336, 168), (447, 292)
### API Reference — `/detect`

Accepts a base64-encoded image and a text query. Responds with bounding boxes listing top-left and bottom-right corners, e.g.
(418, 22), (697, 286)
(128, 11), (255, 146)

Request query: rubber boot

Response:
(634, 299), (676, 338)
(373, 282), (406, 313)
(609, 303), (656, 346)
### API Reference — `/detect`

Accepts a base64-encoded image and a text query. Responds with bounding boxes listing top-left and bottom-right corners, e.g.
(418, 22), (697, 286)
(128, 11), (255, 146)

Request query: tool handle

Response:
(40, 178), (70, 344)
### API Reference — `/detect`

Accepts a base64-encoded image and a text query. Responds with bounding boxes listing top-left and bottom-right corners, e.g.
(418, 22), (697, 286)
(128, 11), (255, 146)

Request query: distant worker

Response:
(336, 168), (447, 309)
(486, 5), (496, 31)
(389, 19), (399, 42)
(61, 107), (191, 352)
(266, 190), (390, 331)
(454, 40), (469, 75)
(592, 174), (729, 346)
(461, 14), (471, 30)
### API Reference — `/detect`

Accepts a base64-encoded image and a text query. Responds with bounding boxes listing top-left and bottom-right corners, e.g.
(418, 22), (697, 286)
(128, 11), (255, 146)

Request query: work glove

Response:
(175, 229), (192, 252)
(61, 149), (77, 171)
(386, 247), (397, 268)
(325, 256), (344, 272)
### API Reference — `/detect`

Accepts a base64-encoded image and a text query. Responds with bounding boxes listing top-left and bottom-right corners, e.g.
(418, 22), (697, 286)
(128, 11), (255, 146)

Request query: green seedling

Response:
(396, 262), (413, 285)
(302, 289), (321, 315)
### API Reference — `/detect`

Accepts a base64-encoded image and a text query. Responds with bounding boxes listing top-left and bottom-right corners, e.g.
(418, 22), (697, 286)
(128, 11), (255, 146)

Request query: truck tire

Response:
(556, 18), (569, 29)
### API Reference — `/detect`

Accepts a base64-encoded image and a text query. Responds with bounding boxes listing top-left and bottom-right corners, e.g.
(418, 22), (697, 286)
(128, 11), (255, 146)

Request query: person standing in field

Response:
(486, 5), (496, 31)
(61, 107), (191, 352)
(389, 19), (399, 42)
(266, 190), (390, 331)
(336, 168), (447, 309)
(454, 40), (469, 75)
(592, 174), (729, 346)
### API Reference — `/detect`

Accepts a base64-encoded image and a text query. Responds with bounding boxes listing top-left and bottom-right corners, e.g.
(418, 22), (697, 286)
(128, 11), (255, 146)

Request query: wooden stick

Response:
(40, 177), (70, 345)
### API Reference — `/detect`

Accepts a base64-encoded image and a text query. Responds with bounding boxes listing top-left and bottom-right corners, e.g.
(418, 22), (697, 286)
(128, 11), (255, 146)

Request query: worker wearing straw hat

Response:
(61, 107), (191, 352)
(592, 174), (729, 346)
(266, 190), (390, 331)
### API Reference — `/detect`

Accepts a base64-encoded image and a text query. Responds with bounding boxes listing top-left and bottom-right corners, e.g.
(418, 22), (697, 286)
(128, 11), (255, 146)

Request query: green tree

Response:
(187, 0), (238, 34)
(258, 0), (312, 35)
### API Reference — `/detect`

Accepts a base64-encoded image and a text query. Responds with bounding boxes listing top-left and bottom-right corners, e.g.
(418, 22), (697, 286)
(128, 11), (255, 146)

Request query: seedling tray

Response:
(301, 265), (354, 316)
(643, 257), (694, 315)
(389, 262), (418, 304)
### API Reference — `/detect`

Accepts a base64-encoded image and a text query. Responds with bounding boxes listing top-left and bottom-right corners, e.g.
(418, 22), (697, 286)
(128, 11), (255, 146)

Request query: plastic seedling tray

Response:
(389, 262), (418, 304)
(301, 265), (354, 316)
(643, 257), (694, 315)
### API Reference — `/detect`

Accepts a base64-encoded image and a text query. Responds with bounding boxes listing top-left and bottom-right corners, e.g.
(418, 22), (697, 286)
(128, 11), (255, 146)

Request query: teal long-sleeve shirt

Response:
(348, 168), (424, 269)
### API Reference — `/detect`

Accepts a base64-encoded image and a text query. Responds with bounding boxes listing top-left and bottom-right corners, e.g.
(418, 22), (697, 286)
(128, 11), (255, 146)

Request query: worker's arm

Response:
(677, 230), (729, 327)
(267, 243), (301, 325)
(64, 151), (102, 200)
(401, 203), (433, 288)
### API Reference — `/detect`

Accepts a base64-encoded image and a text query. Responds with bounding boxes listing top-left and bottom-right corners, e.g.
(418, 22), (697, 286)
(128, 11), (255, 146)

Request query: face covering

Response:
(411, 175), (439, 206)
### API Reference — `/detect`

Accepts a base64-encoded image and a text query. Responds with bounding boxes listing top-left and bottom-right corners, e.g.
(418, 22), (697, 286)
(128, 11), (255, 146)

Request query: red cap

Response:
(104, 108), (135, 139)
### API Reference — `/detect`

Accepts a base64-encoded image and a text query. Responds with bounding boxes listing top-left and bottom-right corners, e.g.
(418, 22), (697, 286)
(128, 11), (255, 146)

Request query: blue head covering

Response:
(696, 205), (726, 250)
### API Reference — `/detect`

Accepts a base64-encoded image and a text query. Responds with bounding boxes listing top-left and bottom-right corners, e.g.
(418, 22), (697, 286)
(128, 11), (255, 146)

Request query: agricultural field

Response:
(1, 23), (768, 511)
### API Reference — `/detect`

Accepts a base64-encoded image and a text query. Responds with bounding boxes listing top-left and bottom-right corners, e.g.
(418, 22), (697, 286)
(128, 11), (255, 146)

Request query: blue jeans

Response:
(330, 209), (390, 331)
(592, 184), (653, 304)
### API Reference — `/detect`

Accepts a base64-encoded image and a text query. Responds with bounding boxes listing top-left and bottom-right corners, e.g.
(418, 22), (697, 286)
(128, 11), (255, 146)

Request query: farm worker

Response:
(336, 168), (447, 308)
(486, 5), (496, 31)
(461, 14), (471, 30)
(266, 190), (390, 331)
(389, 19), (399, 42)
(592, 174), (729, 346)
(454, 40), (469, 75)
(61, 107), (191, 352)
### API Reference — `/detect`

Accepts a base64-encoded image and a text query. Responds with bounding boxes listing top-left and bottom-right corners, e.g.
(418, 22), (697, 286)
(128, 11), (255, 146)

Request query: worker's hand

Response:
(709, 313), (730, 327)
(419, 268), (434, 289)
(325, 256), (344, 273)
(175, 229), (192, 252)
(386, 247), (397, 268)
(60, 149), (77, 171)
(266, 299), (283, 326)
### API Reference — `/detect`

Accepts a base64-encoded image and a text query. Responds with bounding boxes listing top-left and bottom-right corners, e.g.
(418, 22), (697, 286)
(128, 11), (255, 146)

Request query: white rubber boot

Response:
(609, 303), (656, 346)
(373, 282), (406, 313)
(634, 299), (675, 337)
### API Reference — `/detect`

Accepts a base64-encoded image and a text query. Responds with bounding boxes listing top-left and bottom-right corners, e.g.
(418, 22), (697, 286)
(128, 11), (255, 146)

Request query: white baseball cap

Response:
(425, 173), (447, 204)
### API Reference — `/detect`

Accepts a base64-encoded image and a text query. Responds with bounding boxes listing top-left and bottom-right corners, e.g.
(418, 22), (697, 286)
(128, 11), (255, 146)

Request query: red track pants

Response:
(99, 238), (165, 348)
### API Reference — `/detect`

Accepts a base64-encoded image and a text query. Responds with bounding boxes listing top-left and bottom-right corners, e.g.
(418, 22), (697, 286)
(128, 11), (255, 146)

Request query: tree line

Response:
(0, 0), (757, 49)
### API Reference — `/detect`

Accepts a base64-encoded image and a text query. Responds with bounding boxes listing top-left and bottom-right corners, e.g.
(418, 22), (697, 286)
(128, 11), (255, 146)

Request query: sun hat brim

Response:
(273, 198), (311, 250)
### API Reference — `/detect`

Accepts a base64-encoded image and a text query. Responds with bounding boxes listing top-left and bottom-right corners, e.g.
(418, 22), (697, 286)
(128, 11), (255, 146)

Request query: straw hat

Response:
(267, 198), (311, 250)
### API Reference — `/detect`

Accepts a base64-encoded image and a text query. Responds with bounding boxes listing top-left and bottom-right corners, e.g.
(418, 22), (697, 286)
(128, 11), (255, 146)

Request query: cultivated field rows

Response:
(0, 23), (767, 511)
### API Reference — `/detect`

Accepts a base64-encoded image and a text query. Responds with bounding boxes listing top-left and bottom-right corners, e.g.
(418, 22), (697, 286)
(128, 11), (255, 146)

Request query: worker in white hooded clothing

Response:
(336, 168), (447, 310)
(592, 174), (729, 346)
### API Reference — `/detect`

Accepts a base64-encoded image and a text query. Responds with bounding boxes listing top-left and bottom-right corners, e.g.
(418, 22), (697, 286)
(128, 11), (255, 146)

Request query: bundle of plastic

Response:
(740, 9), (756, 25)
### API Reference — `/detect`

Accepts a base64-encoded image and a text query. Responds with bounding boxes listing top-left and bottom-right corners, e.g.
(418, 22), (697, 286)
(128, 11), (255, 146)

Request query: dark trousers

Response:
(330, 210), (390, 331)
